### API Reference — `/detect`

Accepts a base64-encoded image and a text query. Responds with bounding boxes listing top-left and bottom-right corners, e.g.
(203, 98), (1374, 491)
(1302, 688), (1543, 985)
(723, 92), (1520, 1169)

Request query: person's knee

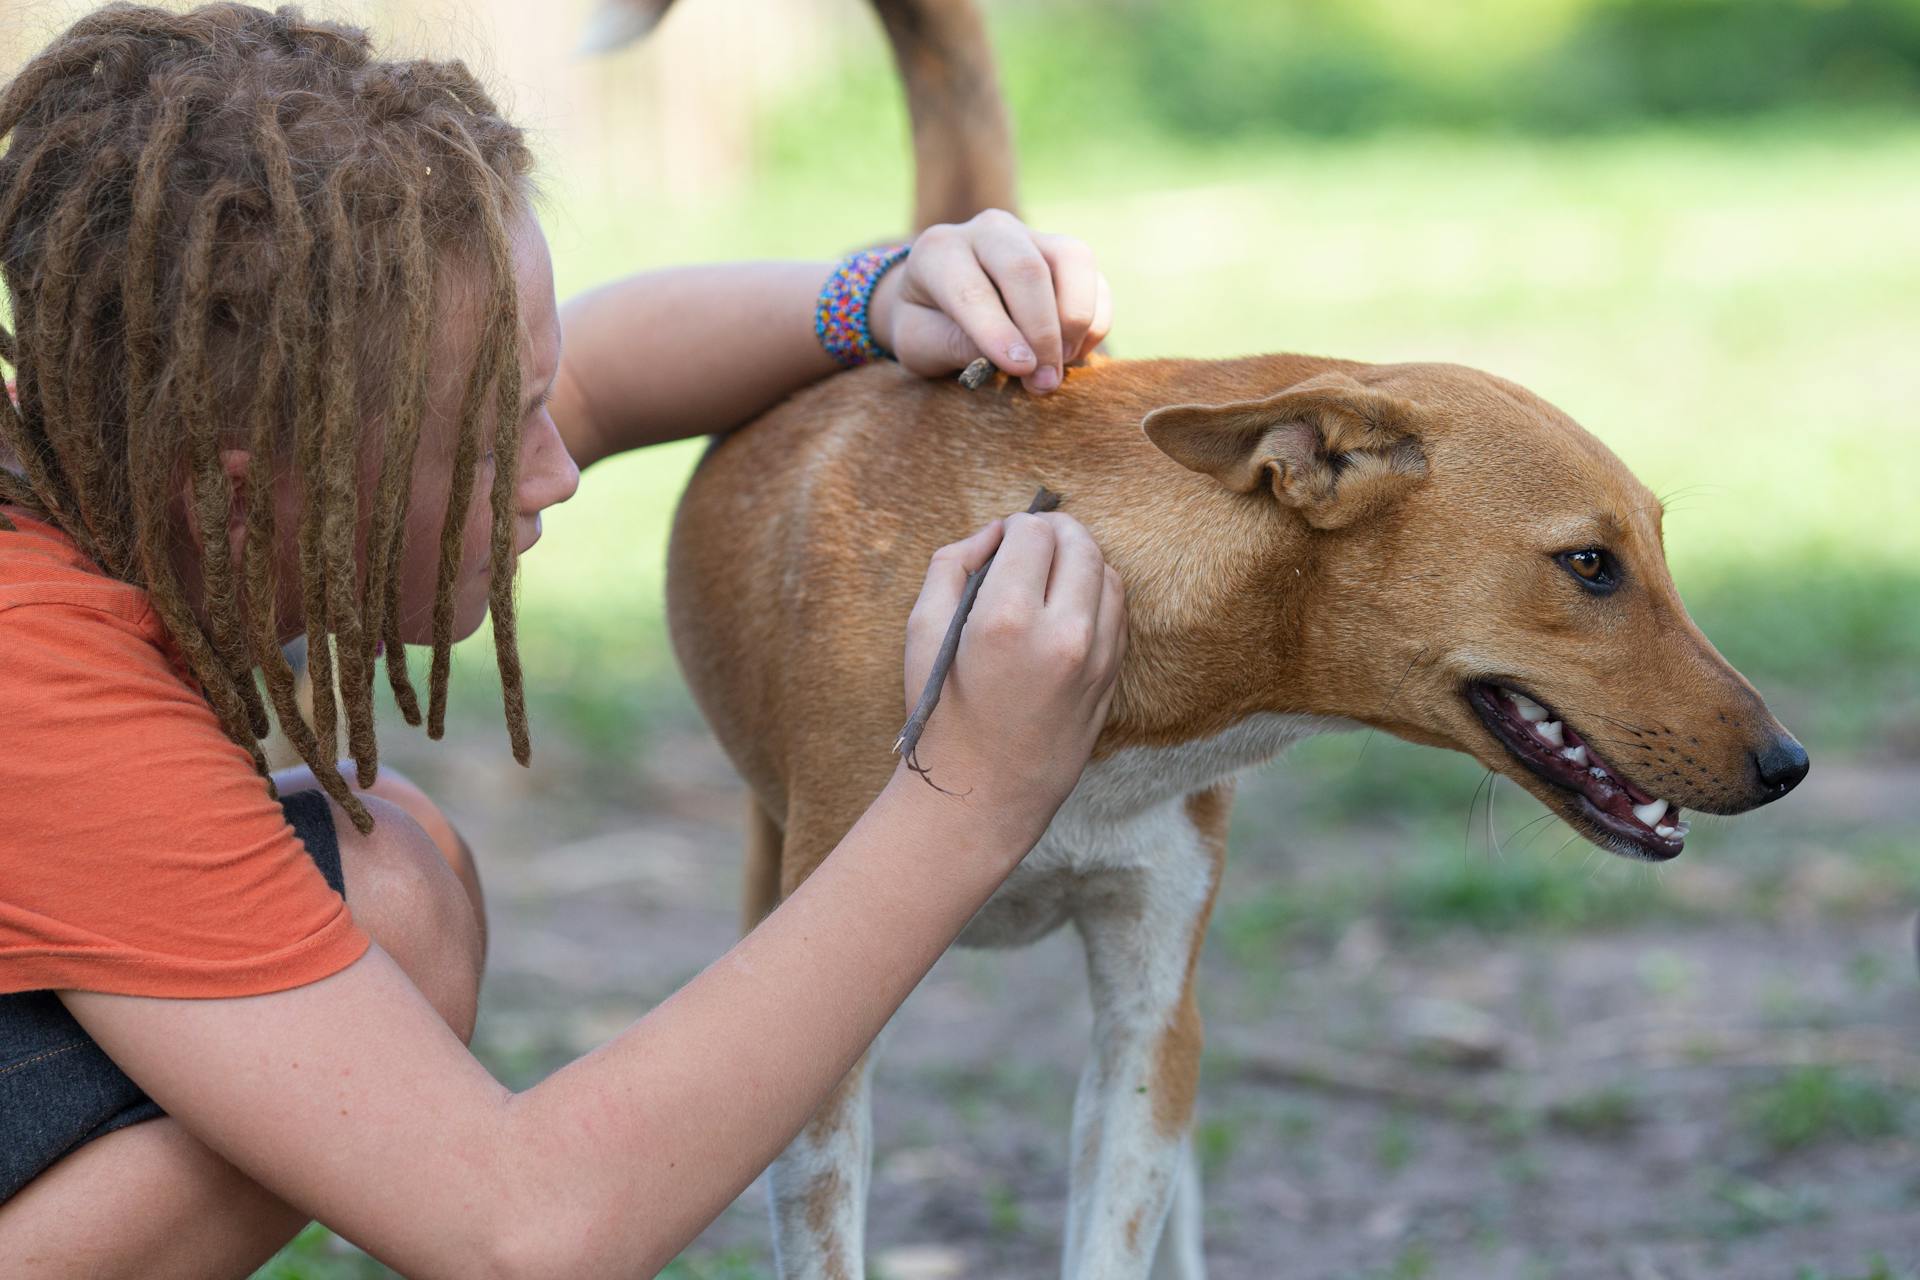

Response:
(273, 764), (475, 888)
(358, 768), (469, 877)
(356, 768), (487, 959)
(331, 793), (482, 1045)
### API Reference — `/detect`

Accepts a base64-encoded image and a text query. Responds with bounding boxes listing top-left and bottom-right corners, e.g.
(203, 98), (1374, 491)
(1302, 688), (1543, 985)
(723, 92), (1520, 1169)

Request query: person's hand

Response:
(900, 513), (1127, 846)
(868, 210), (1114, 396)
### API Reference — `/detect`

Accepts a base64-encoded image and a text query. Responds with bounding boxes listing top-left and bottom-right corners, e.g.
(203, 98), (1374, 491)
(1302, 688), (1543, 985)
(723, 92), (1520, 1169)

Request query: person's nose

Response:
(519, 412), (580, 514)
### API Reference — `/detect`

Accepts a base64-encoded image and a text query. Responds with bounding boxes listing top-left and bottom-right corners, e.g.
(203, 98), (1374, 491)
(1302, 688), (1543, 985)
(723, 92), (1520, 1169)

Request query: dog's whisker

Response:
(1548, 828), (1587, 863)
(1551, 705), (1658, 736)
(1358, 645), (1429, 764)
(1464, 767), (1496, 859)
(1488, 773), (1510, 860)
(1507, 810), (1559, 853)
(1582, 846), (1616, 886)
(1656, 482), (1722, 506)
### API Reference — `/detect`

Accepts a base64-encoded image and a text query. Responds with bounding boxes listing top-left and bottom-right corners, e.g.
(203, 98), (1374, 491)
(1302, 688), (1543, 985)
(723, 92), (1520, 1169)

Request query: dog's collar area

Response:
(1467, 681), (1689, 860)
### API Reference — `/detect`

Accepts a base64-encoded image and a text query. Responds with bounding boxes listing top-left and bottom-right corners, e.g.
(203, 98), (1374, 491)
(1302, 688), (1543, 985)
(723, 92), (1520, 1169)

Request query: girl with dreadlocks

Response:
(0, 4), (1122, 1273)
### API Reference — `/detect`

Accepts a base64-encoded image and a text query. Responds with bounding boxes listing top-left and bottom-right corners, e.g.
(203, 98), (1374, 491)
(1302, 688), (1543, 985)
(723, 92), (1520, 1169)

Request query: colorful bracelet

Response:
(815, 243), (910, 368)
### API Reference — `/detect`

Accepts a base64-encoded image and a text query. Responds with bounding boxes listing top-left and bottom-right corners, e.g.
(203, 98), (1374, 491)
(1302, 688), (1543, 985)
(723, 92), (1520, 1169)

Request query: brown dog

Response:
(616, 0), (1812, 1275)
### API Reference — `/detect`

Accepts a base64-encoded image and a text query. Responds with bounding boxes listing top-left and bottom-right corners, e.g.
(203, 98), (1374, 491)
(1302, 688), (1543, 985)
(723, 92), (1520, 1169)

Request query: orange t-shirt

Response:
(0, 509), (369, 997)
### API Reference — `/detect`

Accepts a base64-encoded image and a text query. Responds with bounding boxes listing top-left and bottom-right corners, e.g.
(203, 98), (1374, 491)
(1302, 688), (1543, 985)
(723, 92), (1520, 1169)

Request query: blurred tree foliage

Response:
(985, 0), (1920, 136)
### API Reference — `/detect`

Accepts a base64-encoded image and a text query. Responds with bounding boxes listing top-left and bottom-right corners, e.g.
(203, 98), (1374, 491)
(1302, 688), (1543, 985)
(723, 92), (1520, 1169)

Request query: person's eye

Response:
(1554, 548), (1620, 594)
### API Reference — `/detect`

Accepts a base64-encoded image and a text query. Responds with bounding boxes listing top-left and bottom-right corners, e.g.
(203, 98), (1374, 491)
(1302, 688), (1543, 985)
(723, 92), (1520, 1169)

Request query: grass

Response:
(1738, 1067), (1910, 1155)
(983, 1178), (1026, 1240)
(1797, 1259), (1920, 1280)
(1193, 1115), (1241, 1179)
(251, 1226), (388, 1280)
(1710, 1172), (1831, 1236)
(1374, 1111), (1417, 1173)
(1214, 796), (1696, 958)
(251, 1228), (777, 1278)
(1547, 1084), (1645, 1139)
(657, 1251), (771, 1280)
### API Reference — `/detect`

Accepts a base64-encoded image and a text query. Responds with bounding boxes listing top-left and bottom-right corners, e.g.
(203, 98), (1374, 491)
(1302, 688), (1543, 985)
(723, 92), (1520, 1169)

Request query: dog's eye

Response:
(1556, 548), (1619, 593)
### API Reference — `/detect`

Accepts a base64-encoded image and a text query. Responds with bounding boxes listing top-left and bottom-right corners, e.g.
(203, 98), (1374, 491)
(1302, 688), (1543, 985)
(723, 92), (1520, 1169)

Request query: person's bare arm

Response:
(63, 513), (1125, 1279)
(552, 211), (1112, 470)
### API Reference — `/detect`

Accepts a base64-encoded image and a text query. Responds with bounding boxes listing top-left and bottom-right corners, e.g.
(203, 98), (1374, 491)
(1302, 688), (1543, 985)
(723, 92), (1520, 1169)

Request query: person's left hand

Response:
(867, 209), (1113, 396)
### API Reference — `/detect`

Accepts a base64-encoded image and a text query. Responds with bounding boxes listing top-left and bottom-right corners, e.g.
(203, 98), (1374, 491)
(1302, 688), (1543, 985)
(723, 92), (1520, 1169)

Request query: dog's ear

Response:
(1142, 372), (1428, 530)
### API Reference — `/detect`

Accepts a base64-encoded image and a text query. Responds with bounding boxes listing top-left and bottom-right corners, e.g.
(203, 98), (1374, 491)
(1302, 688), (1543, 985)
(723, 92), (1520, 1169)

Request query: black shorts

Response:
(0, 788), (344, 1205)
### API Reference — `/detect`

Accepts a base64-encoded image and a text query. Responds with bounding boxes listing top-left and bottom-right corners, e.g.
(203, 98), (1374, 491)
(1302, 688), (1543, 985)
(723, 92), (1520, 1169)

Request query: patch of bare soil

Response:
(380, 716), (1920, 1280)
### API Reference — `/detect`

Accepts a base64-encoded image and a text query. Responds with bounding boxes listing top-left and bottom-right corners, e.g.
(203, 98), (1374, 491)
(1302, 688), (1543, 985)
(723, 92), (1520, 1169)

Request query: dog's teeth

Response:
(1537, 720), (1565, 746)
(1655, 823), (1677, 838)
(1632, 799), (1669, 828)
(1560, 745), (1589, 766)
(1510, 693), (1550, 723)
(1589, 766), (1611, 781)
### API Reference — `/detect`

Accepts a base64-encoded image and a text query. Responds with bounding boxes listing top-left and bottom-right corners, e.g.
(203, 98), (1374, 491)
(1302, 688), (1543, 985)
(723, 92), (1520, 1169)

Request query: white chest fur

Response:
(958, 713), (1354, 949)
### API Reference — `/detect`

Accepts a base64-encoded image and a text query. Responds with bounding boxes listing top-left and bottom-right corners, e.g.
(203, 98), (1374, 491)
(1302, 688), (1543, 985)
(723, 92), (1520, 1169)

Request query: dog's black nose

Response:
(1753, 734), (1810, 798)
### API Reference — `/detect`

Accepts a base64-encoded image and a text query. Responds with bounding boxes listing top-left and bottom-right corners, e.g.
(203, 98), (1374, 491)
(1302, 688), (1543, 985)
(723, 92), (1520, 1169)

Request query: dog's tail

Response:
(870, 0), (1019, 232)
(579, 0), (1018, 232)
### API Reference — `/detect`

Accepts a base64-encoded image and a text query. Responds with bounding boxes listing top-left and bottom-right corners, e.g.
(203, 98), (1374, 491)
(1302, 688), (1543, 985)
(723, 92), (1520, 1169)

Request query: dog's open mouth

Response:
(1466, 682), (1689, 861)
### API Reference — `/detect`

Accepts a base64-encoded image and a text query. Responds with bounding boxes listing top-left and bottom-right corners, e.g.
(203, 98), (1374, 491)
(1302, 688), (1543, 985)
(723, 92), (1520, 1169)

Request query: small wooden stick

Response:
(958, 356), (995, 390)
(894, 486), (1062, 788)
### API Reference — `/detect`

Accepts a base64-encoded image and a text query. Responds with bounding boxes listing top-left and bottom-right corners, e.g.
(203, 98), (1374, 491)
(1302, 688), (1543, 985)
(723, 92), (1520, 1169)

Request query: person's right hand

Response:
(902, 512), (1127, 847)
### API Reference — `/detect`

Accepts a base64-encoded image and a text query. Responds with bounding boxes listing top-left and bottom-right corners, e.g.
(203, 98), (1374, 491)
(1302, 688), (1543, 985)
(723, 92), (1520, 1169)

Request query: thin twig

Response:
(894, 486), (1062, 789)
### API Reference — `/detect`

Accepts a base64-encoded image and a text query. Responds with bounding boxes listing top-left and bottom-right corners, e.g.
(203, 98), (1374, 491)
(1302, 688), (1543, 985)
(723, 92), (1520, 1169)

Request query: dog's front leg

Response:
(1061, 793), (1224, 1280)
(766, 1052), (874, 1280)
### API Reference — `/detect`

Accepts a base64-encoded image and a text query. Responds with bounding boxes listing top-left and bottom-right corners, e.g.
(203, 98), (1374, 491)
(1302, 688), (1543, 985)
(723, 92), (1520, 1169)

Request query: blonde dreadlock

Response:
(0, 3), (537, 832)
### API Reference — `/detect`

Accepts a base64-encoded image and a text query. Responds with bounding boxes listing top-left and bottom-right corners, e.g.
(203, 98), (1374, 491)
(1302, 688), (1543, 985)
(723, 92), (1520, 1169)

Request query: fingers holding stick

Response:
(895, 486), (1062, 785)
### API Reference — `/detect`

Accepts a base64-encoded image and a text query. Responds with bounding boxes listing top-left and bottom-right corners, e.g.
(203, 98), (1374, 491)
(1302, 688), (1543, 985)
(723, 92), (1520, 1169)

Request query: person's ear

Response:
(1141, 371), (1428, 530)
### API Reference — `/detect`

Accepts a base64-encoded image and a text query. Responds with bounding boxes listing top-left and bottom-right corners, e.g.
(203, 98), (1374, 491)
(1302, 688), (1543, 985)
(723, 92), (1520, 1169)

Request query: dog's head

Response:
(1142, 362), (1807, 860)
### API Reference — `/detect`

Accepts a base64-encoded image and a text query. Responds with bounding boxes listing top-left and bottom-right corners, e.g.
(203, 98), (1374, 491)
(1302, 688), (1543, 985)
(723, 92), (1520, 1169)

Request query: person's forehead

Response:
(511, 213), (560, 367)
(512, 212), (554, 299)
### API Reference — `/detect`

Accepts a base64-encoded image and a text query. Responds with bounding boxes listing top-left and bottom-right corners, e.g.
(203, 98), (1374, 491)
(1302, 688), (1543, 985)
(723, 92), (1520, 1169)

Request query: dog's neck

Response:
(993, 357), (1343, 755)
(1096, 492), (1323, 755)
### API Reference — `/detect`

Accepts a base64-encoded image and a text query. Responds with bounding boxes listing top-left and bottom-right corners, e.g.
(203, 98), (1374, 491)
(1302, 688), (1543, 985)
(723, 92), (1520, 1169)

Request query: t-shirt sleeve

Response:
(0, 599), (370, 998)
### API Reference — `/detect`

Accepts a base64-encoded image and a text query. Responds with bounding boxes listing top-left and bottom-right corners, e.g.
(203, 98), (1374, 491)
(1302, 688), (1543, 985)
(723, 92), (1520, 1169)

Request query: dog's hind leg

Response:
(762, 806), (883, 1280)
(741, 794), (783, 933)
(766, 1052), (875, 1280)
(1149, 1135), (1205, 1280)
(1061, 786), (1227, 1280)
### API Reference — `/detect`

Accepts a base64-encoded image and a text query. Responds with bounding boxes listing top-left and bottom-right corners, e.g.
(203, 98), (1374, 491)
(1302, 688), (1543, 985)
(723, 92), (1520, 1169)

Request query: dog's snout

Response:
(1752, 733), (1810, 801)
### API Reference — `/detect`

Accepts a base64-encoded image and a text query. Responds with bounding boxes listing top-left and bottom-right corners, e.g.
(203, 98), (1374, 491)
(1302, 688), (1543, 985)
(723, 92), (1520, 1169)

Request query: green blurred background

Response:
(430, 0), (1920, 762)
(6, 0), (1918, 1275)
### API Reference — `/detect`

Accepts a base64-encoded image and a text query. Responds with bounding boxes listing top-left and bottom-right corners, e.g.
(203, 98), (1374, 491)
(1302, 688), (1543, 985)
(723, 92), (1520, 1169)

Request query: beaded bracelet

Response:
(815, 242), (911, 368)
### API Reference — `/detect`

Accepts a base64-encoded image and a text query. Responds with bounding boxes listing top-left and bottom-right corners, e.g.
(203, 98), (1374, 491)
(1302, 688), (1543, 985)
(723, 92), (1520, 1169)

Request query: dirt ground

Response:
(353, 694), (1920, 1280)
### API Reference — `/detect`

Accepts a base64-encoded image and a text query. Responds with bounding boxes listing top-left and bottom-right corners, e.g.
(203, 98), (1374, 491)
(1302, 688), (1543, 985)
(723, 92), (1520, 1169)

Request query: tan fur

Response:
(800, 1167), (850, 1280)
(650, 6), (1799, 1275)
(670, 353), (1791, 834)
(665, 351), (1799, 1278)
(1149, 787), (1229, 1142)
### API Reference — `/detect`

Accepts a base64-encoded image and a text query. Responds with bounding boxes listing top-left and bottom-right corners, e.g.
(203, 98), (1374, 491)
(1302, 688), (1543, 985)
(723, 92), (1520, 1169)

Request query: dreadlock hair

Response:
(0, 3), (537, 832)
